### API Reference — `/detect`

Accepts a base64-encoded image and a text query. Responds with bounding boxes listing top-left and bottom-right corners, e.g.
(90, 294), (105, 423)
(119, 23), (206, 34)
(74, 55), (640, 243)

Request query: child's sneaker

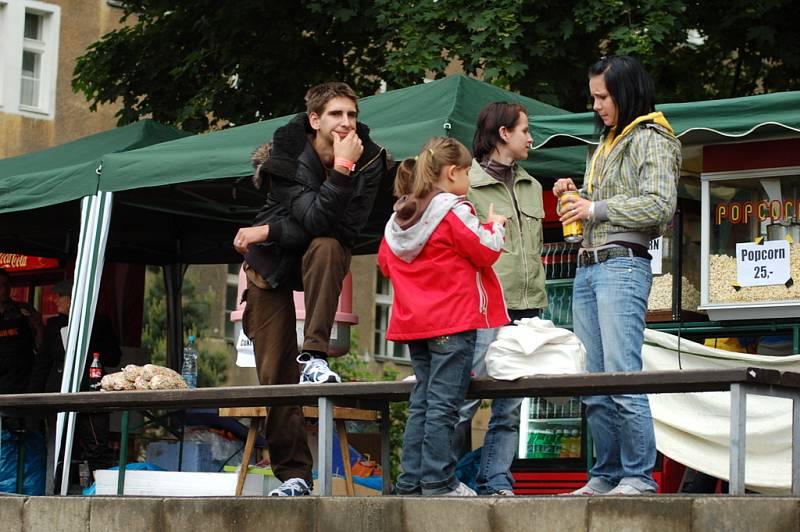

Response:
(268, 477), (311, 496)
(297, 353), (341, 384)
(442, 482), (476, 497)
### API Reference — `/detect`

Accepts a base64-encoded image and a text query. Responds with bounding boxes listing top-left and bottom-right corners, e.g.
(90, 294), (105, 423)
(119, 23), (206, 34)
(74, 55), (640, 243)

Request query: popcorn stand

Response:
(700, 138), (800, 320)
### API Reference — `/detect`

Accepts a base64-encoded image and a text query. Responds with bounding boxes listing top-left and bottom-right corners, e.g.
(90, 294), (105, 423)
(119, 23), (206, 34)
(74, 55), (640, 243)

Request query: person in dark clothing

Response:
(41, 279), (122, 484)
(0, 268), (45, 396)
(232, 82), (388, 496)
(41, 280), (122, 393)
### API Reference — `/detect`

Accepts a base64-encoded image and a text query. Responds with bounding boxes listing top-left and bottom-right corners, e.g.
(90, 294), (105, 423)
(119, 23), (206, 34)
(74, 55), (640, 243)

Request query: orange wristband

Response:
(334, 157), (356, 172)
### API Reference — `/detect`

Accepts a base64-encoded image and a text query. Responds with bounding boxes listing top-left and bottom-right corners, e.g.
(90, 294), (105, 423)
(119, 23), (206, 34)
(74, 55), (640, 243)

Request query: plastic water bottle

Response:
(181, 335), (198, 388)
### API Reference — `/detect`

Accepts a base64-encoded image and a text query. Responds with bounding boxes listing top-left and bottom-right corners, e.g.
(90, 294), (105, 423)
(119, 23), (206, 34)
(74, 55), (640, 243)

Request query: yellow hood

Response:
(587, 112), (675, 193)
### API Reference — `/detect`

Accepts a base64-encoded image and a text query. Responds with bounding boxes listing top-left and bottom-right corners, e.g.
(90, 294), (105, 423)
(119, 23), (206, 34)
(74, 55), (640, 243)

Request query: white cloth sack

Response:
(643, 328), (800, 492)
(485, 317), (586, 379)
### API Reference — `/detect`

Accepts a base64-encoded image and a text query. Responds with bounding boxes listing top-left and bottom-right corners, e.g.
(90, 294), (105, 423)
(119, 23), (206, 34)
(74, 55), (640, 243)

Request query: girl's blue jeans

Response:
(396, 330), (475, 495)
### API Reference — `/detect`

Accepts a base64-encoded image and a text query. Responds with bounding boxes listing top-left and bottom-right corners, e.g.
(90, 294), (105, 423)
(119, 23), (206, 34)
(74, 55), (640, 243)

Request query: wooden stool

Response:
(218, 406), (379, 496)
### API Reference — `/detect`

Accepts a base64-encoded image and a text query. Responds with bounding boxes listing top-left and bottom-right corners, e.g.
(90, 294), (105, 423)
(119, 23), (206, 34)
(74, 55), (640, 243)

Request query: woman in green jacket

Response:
(452, 101), (547, 495)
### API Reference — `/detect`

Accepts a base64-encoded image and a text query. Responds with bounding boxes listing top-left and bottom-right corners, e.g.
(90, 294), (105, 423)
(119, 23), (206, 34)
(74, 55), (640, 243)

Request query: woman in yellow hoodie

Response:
(554, 55), (681, 496)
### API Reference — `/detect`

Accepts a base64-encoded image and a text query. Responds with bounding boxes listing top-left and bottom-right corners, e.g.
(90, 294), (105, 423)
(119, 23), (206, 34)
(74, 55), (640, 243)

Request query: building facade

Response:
(0, 0), (126, 158)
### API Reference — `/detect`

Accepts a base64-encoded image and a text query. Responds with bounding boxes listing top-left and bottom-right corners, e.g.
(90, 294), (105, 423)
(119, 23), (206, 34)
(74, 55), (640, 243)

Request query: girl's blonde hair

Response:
(394, 137), (472, 197)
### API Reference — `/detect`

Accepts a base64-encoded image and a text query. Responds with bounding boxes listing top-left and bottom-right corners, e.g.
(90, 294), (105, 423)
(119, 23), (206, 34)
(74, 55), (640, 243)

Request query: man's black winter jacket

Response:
(244, 113), (387, 290)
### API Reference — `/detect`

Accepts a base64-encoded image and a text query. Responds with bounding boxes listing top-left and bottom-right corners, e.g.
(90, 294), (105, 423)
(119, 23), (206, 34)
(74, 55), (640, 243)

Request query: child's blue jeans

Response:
(396, 330), (475, 495)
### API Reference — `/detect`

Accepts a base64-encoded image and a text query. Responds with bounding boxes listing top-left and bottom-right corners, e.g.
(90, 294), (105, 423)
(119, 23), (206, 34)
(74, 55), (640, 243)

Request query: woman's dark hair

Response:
(472, 101), (528, 161)
(588, 55), (655, 136)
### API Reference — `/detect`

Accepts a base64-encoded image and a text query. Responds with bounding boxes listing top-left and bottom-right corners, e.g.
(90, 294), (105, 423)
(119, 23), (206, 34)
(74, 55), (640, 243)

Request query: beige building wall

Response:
(0, 0), (127, 158)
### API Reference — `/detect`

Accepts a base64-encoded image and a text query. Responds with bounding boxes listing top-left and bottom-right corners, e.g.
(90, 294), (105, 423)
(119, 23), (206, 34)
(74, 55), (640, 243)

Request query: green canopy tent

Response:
(0, 120), (190, 495)
(530, 90), (800, 177)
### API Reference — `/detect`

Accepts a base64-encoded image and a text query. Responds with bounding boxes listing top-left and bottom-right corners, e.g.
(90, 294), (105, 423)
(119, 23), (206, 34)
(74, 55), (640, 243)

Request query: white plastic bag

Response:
(485, 317), (586, 380)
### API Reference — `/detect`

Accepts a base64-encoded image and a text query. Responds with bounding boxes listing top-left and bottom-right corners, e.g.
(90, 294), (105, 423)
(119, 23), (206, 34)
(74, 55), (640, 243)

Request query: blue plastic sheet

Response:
(0, 430), (46, 495)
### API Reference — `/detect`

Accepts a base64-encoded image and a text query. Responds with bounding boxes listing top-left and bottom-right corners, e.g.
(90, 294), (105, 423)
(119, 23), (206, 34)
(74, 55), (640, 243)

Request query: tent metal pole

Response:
(59, 192), (114, 495)
(164, 263), (186, 372)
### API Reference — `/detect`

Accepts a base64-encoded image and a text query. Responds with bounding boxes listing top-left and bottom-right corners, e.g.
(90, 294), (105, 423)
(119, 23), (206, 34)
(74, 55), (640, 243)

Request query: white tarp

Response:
(643, 329), (800, 492)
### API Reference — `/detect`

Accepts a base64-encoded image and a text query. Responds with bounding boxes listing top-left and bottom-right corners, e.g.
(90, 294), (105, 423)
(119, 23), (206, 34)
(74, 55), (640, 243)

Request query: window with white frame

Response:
(374, 267), (409, 360)
(0, 0), (60, 118)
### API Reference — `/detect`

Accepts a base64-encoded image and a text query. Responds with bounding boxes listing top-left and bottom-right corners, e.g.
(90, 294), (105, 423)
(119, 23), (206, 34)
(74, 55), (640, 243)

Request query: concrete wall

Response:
(1, 495), (798, 532)
(0, 0), (128, 158)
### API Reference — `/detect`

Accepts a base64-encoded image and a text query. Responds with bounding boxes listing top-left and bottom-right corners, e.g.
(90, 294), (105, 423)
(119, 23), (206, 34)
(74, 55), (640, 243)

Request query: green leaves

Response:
(72, 0), (800, 129)
(73, 0), (384, 132)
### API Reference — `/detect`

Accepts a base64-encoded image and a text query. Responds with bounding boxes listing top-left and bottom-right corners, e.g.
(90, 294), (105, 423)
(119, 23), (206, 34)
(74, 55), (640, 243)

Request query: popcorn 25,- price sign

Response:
(736, 240), (791, 287)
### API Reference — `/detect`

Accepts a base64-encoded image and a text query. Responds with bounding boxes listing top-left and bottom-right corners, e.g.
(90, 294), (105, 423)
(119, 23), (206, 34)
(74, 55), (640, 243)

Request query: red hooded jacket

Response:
(378, 191), (509, 341)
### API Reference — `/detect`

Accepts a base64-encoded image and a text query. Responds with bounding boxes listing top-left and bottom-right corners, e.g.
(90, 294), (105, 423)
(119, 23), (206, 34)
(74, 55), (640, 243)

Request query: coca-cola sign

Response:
(0, 254), (59, 272)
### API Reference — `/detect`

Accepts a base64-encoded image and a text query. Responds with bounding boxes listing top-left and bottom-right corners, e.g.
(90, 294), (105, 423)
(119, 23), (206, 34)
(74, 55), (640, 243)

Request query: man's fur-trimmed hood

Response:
(251, 113), (378, 190)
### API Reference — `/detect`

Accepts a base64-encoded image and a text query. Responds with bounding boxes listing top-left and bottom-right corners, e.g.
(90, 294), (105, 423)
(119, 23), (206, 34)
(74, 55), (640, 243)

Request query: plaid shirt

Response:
(579, 122), (681, 247)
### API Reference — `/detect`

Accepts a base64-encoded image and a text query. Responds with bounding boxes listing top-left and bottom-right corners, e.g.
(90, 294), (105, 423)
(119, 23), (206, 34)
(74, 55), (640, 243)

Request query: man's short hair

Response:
(53, 279), (73, 296)
(305, 82), (359, 116)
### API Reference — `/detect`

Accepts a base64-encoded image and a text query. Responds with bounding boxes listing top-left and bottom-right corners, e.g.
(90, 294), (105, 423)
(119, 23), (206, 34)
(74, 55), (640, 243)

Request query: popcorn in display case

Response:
(700, 171), (800, 320)
(645, 201), (705, 322)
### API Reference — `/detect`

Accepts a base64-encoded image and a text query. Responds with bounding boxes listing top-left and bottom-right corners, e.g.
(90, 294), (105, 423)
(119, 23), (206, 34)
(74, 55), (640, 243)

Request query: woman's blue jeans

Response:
(452, 327), (521, 494)
(572, 256), (658, 492)
(396, 330), (475, 495)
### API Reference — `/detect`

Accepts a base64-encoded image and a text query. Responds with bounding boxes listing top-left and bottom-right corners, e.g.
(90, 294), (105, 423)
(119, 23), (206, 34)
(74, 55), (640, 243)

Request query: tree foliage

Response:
(141, 267), (228, 387)
(73, 0), (385, 131)
(73, 1), (800, 127)
(377, 0), (800, 111)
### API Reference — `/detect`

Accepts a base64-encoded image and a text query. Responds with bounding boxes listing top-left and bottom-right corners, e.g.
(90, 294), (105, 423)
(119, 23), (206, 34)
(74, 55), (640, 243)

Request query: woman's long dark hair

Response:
(472, 102), (528, 162)
(588, 56), (655, 137)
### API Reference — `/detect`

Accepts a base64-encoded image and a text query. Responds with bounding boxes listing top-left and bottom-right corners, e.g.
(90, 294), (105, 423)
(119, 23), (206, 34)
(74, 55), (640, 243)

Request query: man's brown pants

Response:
(242, 237), (351, 483)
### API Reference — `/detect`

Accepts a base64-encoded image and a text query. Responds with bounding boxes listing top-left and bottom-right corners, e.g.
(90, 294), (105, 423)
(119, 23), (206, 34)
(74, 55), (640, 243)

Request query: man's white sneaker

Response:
(490, 489), (515, 496)
(442, 482), (476, 497)
(268, 477), (311, 496)
(297, 353), (341, 384)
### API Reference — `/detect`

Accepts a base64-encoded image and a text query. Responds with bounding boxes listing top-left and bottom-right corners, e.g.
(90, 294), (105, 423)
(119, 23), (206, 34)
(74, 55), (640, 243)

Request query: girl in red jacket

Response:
(378, 137), (509, 496)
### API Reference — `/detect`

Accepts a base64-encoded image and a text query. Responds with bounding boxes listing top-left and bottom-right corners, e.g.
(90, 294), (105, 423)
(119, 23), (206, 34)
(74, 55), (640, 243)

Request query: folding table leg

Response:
(318, 397), (333, 496)
(236, 418), (258, 496)
(16, 430), (26, 494)
(336, 421), (355, 496)
(117, 410), (129, 496)
(380, 403), (391, 495)
(729, 384), (746, 495)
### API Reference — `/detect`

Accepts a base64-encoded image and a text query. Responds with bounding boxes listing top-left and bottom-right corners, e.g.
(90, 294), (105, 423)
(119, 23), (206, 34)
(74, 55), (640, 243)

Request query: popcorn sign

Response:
(736, 240), (791, 287)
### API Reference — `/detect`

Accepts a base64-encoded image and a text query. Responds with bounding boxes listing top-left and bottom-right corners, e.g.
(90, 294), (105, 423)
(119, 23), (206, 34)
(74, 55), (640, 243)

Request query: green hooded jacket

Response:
(467, 159), (548, 311)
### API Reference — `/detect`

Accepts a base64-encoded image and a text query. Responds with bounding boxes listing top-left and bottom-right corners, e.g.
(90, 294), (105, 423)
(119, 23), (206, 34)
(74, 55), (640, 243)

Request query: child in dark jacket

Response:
(378, 137), (508, 496)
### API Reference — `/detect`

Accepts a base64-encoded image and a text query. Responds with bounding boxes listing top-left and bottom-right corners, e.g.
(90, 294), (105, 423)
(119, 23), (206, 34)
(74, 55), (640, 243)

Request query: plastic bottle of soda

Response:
(553, 429), (564, 458)
(88, 352), (102, 390)
(541, 244), (552, 279)
(570, 430), (582, 458)
(527, 431), (537, 458)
